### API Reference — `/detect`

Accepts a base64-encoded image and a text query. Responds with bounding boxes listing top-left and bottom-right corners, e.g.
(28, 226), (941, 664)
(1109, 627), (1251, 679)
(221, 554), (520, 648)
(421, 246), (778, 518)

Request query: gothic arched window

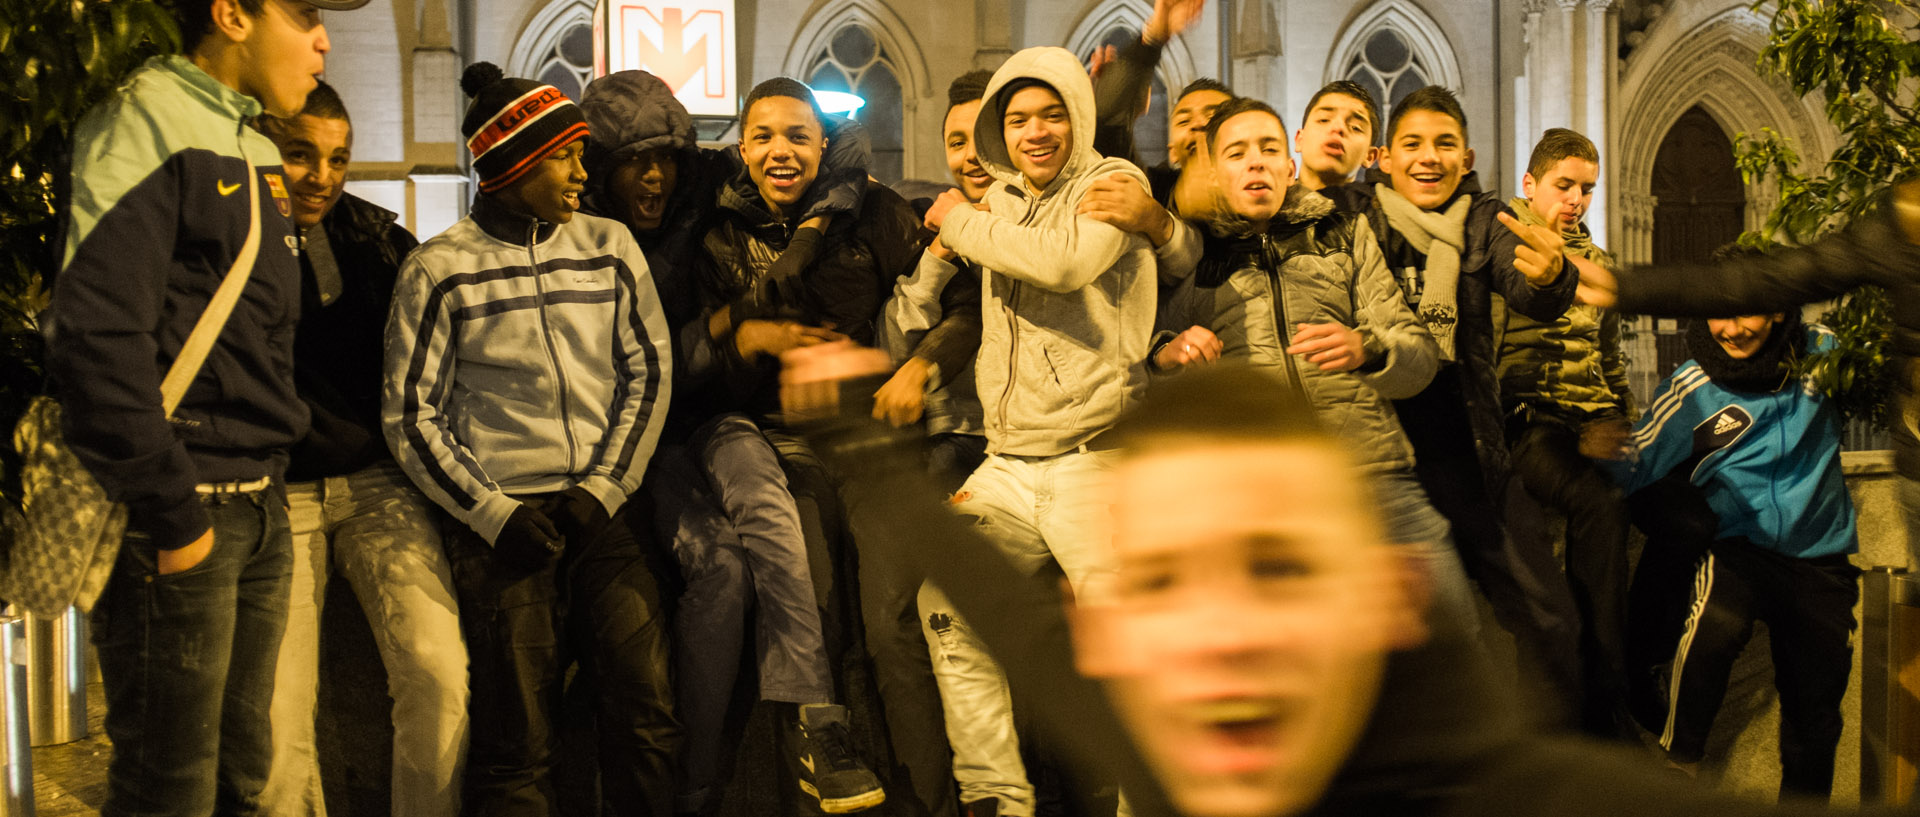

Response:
(535, 21), (594, 99)
(1345, 28), (1429, 111)
(511, 1), (594, 100)
(807, 23), (904, 182)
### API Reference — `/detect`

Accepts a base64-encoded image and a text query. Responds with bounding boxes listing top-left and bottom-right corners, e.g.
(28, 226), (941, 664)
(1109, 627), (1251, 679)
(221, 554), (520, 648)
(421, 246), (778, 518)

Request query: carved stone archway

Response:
(1612, 3), (1836, 265)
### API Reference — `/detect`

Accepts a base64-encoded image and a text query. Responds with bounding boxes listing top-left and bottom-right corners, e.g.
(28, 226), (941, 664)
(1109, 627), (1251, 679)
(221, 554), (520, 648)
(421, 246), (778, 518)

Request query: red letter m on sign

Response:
(617, 2), (732, 114)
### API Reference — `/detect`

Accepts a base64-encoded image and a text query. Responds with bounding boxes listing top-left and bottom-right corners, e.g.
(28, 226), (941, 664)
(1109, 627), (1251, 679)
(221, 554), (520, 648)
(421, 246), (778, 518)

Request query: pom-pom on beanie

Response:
(460, 62), (591, 194)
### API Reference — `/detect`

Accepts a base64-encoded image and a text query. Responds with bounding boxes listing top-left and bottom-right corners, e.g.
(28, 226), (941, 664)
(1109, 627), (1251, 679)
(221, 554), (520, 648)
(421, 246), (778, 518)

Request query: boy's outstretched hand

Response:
(1497, 201), (1568, 287)
(1143, 0), (1206, 45)
(1079, 173), (1174, 246)
(781, 341), (894, 426)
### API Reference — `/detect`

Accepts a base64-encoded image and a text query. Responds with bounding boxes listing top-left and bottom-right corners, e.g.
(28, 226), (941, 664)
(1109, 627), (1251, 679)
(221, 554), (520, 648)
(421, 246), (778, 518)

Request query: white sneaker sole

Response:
(800, 779), (888, 813)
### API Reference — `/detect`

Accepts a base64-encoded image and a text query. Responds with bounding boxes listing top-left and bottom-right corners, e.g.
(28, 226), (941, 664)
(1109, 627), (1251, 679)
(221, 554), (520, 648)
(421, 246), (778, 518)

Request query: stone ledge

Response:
(1845, 449), (1897, 477)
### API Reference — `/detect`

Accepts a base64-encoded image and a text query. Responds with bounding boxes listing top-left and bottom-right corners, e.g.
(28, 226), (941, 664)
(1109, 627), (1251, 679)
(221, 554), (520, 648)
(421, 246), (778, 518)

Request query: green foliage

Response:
(0, 0), (179, 496)
(1798, 285), (1894, 425)
(1737, 0), (1920, 430)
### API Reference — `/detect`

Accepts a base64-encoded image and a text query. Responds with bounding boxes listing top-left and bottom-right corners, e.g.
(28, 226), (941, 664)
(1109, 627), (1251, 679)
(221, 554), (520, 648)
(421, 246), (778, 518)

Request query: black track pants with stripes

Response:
(1658, 538), (1858, 801)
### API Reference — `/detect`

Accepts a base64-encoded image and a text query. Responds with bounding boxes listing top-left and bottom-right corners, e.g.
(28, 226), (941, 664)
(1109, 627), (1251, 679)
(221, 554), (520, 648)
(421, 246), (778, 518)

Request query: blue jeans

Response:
(649, 413), (832, 811)
(93, 484), (294, 817)
(1372, 469), (1480, 637)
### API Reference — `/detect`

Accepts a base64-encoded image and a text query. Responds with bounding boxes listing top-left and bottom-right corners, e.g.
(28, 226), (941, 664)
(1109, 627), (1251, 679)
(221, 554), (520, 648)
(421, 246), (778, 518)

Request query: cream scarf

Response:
(1376, 183), (1471, 361)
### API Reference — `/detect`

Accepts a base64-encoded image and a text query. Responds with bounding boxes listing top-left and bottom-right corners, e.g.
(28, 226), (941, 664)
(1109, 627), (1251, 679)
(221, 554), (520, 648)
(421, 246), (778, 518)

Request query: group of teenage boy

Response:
(46, 0), (1920, 814)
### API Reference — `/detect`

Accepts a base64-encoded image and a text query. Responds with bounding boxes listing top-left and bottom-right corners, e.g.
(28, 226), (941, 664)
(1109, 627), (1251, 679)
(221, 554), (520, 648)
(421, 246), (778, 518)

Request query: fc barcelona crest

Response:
(265, 173), (291, 218)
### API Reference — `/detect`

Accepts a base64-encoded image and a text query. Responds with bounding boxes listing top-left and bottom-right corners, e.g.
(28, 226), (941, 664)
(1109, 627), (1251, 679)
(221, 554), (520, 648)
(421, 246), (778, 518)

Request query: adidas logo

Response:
(1714, 413), (1743, 435)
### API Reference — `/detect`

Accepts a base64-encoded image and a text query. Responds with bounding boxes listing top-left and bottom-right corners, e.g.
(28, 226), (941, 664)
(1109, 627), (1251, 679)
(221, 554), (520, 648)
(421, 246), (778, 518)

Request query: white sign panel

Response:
(595, 0), (737, 117)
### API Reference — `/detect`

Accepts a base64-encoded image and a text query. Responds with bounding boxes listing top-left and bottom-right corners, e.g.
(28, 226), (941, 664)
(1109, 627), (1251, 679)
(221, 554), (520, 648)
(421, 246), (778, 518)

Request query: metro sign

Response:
(594, 0), (737, 116)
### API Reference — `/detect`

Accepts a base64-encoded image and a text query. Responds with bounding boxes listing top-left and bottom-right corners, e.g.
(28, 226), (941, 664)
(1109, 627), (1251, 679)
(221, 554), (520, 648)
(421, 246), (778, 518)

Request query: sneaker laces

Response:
(812, 718), (862, 773)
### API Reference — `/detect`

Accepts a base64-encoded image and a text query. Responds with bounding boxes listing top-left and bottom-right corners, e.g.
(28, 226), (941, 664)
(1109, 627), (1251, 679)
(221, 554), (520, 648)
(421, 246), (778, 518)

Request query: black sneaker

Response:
(796, 703), (886, 813)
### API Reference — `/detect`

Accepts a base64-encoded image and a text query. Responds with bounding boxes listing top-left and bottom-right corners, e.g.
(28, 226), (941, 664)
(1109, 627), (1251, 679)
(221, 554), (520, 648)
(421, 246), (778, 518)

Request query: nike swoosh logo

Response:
(217, 181), (241, 196)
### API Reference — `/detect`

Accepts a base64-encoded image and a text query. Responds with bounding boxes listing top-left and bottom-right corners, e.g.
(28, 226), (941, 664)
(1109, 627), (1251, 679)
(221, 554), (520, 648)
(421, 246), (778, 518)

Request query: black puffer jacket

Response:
(579, 69), (874, 438)
(579, 72), (872, 332)
(288, 193), (418, 481)
(1327, 173), (1578, 491)
(695, 176), (925, 421)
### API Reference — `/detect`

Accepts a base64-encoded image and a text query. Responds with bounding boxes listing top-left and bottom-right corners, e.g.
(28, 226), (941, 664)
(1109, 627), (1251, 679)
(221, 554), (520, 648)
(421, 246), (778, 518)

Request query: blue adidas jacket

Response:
(1607, 324), (1856, 559)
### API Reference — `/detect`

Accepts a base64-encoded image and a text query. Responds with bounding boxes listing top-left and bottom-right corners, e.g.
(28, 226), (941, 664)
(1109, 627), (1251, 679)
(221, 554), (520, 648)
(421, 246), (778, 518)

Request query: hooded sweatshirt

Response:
(938, 47), (1161, 456)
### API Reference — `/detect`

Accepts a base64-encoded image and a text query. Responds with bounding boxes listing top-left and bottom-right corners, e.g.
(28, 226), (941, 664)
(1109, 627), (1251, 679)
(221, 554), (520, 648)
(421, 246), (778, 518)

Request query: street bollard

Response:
(24, 608), (84, 748)
(1863, 567), (1920, 805)
(0, 609), (36, 816)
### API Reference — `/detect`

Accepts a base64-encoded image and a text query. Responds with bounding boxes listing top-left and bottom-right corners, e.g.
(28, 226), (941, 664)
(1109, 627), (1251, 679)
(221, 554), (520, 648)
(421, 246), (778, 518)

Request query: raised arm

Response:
(1489, 201), (1578, 321)
(1612, 206), (1916, 317)
(940, 197), (1138, 293)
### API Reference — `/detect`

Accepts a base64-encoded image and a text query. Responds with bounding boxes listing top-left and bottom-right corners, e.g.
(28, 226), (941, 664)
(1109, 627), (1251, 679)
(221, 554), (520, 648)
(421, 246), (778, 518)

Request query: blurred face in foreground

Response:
(1074, 440), (1415, 817)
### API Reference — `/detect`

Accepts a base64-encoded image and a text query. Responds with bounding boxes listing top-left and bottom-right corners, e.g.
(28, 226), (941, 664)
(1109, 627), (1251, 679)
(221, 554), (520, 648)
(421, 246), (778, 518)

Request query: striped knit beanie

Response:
(460, 62), (591, 194)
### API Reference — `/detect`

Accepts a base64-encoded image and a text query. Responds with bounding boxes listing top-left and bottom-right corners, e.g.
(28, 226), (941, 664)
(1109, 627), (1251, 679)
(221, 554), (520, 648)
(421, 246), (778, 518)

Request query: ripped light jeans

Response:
(263, 461), (469, 817)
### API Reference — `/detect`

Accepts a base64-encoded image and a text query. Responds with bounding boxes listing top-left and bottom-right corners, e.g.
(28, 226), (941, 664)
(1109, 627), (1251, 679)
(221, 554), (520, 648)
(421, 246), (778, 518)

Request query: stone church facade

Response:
(323, 0), (1843, 407)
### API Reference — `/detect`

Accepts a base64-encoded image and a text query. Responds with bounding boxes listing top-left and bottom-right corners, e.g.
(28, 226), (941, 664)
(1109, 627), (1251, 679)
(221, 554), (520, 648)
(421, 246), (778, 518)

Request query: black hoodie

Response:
(287, 193), (418, 481)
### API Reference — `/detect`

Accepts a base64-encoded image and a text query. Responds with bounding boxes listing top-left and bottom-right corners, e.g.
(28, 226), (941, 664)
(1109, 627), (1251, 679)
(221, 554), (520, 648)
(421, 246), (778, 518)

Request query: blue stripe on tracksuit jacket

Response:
(1606, 324), (1857, 559)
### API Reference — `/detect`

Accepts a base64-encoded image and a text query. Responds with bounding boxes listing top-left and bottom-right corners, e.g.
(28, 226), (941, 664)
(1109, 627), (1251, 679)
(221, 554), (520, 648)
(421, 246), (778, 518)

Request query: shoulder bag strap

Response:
(157, 153), (262, 419)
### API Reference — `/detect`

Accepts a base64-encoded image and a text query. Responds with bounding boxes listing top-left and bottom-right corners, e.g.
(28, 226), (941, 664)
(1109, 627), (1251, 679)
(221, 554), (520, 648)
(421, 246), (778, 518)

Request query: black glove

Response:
(541, 486), (613, 544)
(730, 226), (822, 323)
(494, 505), (565, 573)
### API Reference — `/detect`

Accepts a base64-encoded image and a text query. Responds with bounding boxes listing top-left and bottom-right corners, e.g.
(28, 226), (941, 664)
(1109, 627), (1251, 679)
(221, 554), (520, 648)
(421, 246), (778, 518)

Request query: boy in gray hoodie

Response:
(918, 45), (1199, 817)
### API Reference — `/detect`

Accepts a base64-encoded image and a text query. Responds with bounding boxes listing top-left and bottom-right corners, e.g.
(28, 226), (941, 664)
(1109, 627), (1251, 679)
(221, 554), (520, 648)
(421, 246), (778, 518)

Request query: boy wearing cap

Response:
(49, 0), (356, 812)
(383, 62), (676, 816)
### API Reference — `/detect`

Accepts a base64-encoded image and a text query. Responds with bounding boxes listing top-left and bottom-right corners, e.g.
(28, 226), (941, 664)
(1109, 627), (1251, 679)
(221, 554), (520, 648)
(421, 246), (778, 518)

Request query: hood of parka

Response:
(973, 47), (1102, 194)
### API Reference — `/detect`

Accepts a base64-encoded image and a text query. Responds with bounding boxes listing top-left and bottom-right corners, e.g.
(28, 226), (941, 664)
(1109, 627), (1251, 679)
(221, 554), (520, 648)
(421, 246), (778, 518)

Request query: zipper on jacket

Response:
(994, 193), (1045, 449)
(1264, 235), (1307, 395)
(529, 223), (580, 477)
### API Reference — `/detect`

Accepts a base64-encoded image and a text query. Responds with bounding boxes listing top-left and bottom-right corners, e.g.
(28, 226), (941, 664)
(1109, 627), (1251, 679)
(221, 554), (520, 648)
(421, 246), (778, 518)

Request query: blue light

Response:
(813, 90), (866, 117)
